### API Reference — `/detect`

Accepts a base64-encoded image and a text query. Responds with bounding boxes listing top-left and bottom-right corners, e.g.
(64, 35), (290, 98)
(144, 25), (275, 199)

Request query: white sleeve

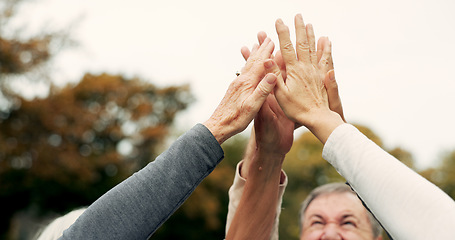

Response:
(225, 161), (287, 240)
(322, 123), (455, 240)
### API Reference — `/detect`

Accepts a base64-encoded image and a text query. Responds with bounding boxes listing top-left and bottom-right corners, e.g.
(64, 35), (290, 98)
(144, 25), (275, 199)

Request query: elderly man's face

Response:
(300, 192), (381, 240)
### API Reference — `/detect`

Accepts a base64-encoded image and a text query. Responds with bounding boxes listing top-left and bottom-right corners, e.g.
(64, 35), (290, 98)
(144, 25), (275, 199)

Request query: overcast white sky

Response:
(13, 0), (455, 169)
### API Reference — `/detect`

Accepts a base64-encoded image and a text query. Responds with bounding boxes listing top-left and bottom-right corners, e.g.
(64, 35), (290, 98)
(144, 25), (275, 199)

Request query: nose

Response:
(321, 223), (342, 240)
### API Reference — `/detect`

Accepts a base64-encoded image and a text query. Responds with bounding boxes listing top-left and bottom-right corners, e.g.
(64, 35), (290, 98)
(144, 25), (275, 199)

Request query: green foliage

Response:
(0, 0), (72, 109)
(1, 2), (454, 240)
(420, 150), (455, 200)
(0, 73), (193, 239)
(1, 2), (194, 238)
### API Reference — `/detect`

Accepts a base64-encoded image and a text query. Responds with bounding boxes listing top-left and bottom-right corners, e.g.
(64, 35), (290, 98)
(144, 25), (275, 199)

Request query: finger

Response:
(268, 94), (287, 120)
(306, 24), (317, 66)
(316, 37), (326, 62)
(242, 43), (260, 72)
(318, 37), (333, 70)
(324, 70), (345, 122)
(264, 59), (284, 84)
(327, 40), (334, 70)
(318, 39), (332, 73)
(259, 38), (275, 57)
(275, 18), (297, 65)
(250, 73), (277, 112)
(251, 43), (259, 55)
(317, 37), (333, 70)
(274, 51), (287, 80)
(257, 31), (268, 45)
(241, 46), (251, 61)
(264, 59), (287, 98)
(255, 37), (275, 63)
(294, 14), (311, 63)
(258, 31), (275, 60)
(242, 38), (274, 77)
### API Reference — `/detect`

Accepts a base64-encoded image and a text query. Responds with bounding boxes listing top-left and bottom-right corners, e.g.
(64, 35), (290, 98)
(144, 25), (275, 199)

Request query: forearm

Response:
(323, 124), (455, 240)
(226, 151), (284, 240)
(225, 161), (287, 240)
(60, 124), (224, 240)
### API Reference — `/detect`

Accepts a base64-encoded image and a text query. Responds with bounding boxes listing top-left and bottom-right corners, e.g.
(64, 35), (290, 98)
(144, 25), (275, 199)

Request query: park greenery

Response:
(1, 1), (454, 239)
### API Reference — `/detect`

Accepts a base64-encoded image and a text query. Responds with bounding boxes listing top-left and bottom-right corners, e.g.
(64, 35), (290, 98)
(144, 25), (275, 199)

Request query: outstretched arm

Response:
(272, 14), (455, 240)
(225, 94), (293, 240)
(59, 37), (278, 239)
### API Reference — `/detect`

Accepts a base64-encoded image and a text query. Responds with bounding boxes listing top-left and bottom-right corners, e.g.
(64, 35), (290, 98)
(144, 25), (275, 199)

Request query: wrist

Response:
(203, 118), (232, 145)
(241, 149), (284, 180)
(248, 149), (284, 179)
(303, 108), (344, 144)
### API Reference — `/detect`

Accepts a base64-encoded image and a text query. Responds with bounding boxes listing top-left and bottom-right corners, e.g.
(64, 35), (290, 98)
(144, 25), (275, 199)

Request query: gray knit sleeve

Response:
(59, 124), (224, 239)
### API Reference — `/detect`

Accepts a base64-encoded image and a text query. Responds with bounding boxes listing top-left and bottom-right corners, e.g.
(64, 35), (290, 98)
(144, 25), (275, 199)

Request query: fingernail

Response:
(264, 60), (274, 69)
(266, 74), (276, 84)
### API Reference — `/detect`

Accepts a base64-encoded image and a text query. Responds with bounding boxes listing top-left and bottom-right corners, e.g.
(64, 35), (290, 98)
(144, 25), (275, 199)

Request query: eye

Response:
(342, 221), (357, 228)
(311, 220), (324, 226)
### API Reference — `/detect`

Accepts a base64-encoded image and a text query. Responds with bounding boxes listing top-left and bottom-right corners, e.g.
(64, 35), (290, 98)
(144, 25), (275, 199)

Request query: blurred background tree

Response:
(1, 1), (454, 240)
(0, 1), (193, 239)
(0, 0), (72, 111)
(420, 149), (455, 200)
(0, 73), (193, 239)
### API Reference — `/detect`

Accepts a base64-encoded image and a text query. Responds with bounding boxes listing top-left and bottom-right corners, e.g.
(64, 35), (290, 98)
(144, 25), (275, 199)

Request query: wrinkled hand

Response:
(268, 14), (344, 143)
(254, 94), (294, 156)
(204, 38), (278, 144)
(241, 32), (294, 155)
(272, 14), (331, 125)
(238, 32), (294, 179)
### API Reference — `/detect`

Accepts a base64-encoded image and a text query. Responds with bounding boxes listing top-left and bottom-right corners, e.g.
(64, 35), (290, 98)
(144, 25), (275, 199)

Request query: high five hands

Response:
(204, 13), (345, 149)
(242, 14), (346, 147)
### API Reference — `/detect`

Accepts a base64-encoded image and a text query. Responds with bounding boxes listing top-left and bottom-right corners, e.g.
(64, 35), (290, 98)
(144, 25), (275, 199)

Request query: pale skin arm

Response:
(204, 37), (278, 145)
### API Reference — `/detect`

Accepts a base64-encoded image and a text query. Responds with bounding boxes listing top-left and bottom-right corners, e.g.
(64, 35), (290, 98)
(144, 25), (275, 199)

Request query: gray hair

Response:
(35, 208), (86, 240)
(299, 182), (382, 238)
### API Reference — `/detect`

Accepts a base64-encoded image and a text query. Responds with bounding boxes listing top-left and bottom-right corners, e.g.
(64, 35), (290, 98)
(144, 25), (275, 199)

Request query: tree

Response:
(0, 73), (193, 239)
(1, 1), (193, 238)
(420, 150), (455, 200)
(0, 0), (71, 110)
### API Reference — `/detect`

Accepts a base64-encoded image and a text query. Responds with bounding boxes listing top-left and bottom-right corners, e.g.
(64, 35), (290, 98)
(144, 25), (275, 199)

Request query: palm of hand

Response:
(254, 95), (294, 156)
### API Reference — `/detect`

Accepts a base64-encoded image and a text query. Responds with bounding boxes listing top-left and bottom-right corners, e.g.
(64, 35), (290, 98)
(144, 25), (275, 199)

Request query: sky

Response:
(11, 0), (455, 169)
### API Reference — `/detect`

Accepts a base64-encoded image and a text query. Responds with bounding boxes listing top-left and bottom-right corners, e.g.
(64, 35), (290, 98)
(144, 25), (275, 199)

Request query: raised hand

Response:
(204, 38), (278, 144)
(237, 32), (294, 179)
(268, 14), (344, 143)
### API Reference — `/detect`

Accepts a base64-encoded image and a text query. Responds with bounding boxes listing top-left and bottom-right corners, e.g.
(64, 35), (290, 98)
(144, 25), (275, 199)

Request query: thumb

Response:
(250, 73), (277, 111)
